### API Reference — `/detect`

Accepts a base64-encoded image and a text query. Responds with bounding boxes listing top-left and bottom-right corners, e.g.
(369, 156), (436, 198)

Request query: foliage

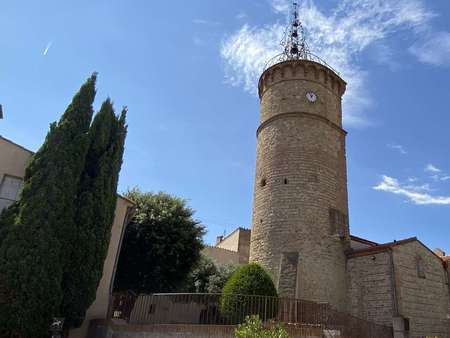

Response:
(207, 264), (238, 293)
(221, 263), (278, 323)
(0, 74), (97, 338)
(183, 254), (237, 293)
(114, 189), (205, 293)
(61, 99), (127, 328)
(235, 316), (290, 338)
(0, 203), (19, 248)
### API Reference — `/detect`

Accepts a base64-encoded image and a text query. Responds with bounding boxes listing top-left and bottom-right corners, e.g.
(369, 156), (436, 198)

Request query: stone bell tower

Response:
(249, 1), (349, 311)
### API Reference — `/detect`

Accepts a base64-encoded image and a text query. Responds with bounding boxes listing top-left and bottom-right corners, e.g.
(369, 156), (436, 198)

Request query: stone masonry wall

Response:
(393, 242), (450, 338)
(250, 60), (349, 311)
(96, 322), (323, 338)
(347, 251), (394, 327)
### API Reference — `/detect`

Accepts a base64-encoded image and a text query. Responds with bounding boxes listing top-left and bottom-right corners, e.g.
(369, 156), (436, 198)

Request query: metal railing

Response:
(263, 52), (341, 76)
(111, 293), (392, 338)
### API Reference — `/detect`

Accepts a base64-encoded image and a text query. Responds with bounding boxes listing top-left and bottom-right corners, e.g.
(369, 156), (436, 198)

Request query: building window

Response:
(0, 175), (23, 212)
(416, 257), (426, 279)
(260, 178), (266, 187)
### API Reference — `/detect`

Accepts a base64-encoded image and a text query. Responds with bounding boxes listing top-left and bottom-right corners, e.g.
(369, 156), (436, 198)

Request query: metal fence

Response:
(111, 292), (393, 338)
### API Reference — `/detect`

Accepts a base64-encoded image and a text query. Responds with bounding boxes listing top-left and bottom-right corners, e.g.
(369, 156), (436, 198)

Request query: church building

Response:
(205, 3), (450, 337)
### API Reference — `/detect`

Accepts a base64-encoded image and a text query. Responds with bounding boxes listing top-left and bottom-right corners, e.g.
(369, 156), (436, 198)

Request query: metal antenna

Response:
(281, 1), (310, 60)
(263, 0), (340, 74)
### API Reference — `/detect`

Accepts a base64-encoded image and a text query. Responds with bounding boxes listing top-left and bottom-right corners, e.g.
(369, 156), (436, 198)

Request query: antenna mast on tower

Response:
(281, 1), (310, 60)
(263, 0), (339, 74)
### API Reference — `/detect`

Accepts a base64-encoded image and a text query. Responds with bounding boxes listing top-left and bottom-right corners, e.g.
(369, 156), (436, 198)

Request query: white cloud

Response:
(425, 164), (441, 173)
(410, 32), (450, 66)
(221, 0), (434, 127)
(193, 19), (221, 26)
(43, 42), (52, 56)
(374, 175), (450, 205)
(271, 0), (290, 14)
(236, 12), (248, 20)
(388, 144), (407, 154)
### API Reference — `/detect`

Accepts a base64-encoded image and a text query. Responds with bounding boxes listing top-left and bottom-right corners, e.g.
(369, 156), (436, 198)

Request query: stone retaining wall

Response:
(88, 320), (323, 338)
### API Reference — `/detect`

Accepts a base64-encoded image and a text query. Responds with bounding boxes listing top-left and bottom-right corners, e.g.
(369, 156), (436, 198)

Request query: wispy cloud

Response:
(425, 163), (441, 173)
(236, 12), (247, 20)
(374, 175), (450, 205)
(424, 163), (450, 182)
(193, 19), (221, 26)
(271, 0), (290, 14)
(409, 32), (450, 66)
(43, 42), (52, 56)
(221, 0), (435, 127)
(388, 144), (407, 154)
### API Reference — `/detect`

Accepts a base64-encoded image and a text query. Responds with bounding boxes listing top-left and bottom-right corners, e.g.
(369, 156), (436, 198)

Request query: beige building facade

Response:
(0, 135), (135, 338)
(250, 58), (349, 311)
(203, 227), (251, 266)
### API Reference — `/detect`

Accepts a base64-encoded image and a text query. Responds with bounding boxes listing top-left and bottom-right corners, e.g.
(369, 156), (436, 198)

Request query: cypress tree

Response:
(61, 100), (127, 328)
(0, 74), (96, 337)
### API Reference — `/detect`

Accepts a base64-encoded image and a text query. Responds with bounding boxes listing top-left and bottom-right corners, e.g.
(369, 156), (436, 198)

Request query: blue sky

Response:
(1, 0), (450, 250)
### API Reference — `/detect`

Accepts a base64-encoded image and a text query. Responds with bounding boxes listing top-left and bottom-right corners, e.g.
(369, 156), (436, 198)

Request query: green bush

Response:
(235, 315), (290, 338)
(182, 254), (237, 293)
(220, 263), (278, 323)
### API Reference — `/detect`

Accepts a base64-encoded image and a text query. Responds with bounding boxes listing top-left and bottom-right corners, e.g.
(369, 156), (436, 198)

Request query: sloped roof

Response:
(347, 237), (448, 266)
(350, 235), (379, 247)
(0, 135), (34, 154)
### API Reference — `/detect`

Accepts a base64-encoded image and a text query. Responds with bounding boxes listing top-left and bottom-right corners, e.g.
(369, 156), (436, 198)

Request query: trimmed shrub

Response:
(220, 263), (278, 323)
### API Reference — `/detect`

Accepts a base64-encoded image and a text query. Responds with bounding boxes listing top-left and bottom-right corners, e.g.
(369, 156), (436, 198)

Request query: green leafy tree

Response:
(0, 74), (97, 338)
(61, 99), (127, 328)
(207, 264), (238, 293)
(114, 190), (205, 293)
(221, 263), (278, 323)
(184, 255), (218, 293)
(183, 255), (237, 293)
(0, 203), (19, 248)
(184, 254), (237, 293)
(235, 316), (290, 338)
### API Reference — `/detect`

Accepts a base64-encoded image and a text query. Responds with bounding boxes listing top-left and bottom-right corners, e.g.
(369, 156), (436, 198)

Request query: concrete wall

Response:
(203, 246), (241, 266)
(347, 251), (395, 327)
(0, 136), (32, 211)
(205, 228), (251, 266)
(69, 196), (134, 338)
(95, 322), (323, 338)
(0, 136), (32, 179)
(250, 60), (350, 310)
(393, 241), (450, 338)
(216, 229), (240, 252)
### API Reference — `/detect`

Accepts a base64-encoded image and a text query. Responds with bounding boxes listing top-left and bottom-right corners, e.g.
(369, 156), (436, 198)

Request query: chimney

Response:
(434, 248), (446, 257)
(216, 236), (224, 246)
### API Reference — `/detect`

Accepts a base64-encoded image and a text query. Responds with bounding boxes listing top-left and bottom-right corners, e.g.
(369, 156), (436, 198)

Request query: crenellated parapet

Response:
(258, 60), (346, 99)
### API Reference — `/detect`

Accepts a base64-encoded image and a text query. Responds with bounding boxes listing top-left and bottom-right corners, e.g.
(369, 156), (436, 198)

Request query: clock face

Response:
(306, 91), (317, 103)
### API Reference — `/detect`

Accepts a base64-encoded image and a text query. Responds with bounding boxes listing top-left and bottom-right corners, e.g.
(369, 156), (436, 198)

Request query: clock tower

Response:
(249, 2), (349, 311)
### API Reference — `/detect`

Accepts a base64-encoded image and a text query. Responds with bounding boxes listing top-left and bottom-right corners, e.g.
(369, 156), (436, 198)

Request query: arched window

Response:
(416, 257), (426, 279)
